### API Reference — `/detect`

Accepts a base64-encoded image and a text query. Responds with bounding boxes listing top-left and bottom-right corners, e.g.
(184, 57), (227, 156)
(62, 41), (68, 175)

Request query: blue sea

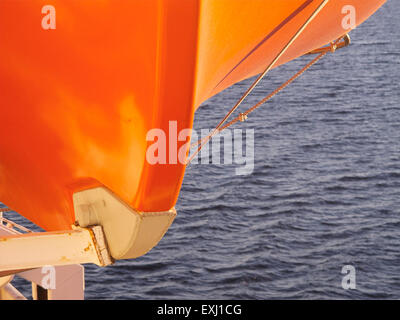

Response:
(5, 0), (400, 299)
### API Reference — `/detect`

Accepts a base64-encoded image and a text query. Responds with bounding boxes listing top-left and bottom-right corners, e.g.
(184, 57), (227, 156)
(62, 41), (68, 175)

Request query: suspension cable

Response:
(186, 0), (330, 164)
(187, 37), (345, 164)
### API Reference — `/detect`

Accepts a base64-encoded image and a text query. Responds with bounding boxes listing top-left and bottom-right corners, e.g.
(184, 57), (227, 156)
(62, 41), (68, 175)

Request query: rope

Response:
(187, 36), (343, 164)
(219, 50), (328, 131)
(186, 0), (330, 164)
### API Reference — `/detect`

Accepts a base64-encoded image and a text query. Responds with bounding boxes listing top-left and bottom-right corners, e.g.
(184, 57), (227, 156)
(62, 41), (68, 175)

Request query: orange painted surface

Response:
(0, 0), (385, 231)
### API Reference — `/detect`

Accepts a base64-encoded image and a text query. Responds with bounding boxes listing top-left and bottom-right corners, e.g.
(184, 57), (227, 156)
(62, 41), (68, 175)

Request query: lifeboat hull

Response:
(0, 0), (385, 230)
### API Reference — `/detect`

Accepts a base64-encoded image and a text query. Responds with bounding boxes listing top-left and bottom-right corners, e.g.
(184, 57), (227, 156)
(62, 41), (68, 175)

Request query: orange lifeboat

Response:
(0, 0), (386, 233)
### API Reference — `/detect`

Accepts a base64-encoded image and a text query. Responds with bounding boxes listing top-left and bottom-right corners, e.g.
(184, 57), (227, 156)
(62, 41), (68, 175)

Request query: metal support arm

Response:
(0, 223), (112, 273)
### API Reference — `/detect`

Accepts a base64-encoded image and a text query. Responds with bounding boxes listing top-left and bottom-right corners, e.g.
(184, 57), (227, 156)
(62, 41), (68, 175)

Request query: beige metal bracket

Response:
(1, 213), (88, 299)
(0, 225), (112, 272)
(0, 185), (176, 277)
(73, 186), (177, 260)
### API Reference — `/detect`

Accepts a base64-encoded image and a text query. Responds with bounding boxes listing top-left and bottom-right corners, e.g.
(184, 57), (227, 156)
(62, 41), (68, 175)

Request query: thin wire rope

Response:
(187, 37), (342, 164)
(187, 0), (330, 164)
